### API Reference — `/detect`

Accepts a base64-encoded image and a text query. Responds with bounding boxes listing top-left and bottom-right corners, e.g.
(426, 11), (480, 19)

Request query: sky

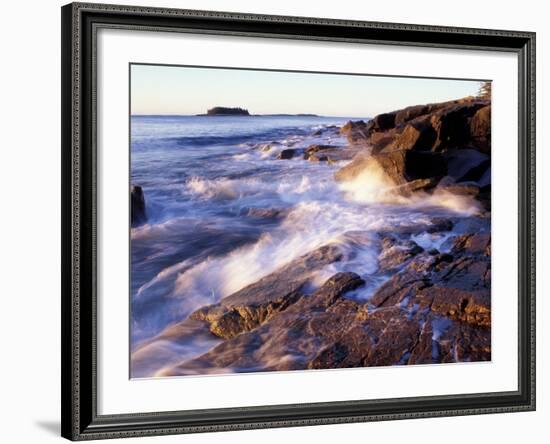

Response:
(131, 64), (483, 117)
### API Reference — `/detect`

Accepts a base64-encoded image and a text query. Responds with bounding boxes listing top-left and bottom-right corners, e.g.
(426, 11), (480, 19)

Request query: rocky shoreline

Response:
(336, 97), (491, 208)
(132, 95), (492, 376)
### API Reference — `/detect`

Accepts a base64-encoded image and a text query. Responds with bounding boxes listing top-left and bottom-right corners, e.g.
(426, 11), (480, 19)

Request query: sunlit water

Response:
(130, 115), (485, 377)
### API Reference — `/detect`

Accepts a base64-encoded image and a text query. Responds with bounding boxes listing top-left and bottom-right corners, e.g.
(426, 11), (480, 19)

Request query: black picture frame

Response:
(61, 2), (536, 440)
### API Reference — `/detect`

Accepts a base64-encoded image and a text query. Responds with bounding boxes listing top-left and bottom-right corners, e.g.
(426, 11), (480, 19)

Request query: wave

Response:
(170, 199), (426, 306)
(184, 176), (269, 200)
(138, 167), (471, 325)
(338, 161), (482, 216)
(338, 161), (403, 204)
(134, 167), (477, 334)
(184, 172), (335, 204)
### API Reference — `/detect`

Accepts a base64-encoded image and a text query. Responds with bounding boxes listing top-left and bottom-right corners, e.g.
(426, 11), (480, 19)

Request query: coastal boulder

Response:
(378, 237), (424, 272)
(378, 118), (437, 153)
(436, 181), (480, 197)
(333, 98), (491, 204)
(370, 112), (396, 131)
(303, 144), (334, 160)
(312, 125), (339, 136)
(246, 207), (289, 219)
(303, 144), (355, 162)
(131, 185), (147, 226)
(166, 272), (366, 374)
(394, 104), (432, 126)
(340, 120), (370, 143)
(190, 244), (345, 339)
(444, 149), (489, 180)
(334, 149), (447, 185)
(430, 102), (487, 152)
(277, 148), (297, 160)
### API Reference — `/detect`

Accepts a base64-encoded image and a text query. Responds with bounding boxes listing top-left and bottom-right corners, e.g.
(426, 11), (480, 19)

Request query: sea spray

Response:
(337, 158), (483, 215)
(338, 161), (405, 204)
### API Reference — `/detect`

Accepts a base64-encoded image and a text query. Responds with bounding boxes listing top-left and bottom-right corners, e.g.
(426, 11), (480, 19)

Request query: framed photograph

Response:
(61, 2), (536, 440)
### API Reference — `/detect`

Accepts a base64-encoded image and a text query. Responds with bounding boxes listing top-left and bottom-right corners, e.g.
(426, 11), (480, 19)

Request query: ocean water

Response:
(130, 115), (484, 377)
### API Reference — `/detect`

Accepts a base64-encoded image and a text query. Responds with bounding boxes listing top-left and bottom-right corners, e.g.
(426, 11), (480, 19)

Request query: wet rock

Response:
(167, 232), (491, 375)
(246, 207), (288, 219)
(277, 148), (297, 159)
(436, 181), (480, 197)
(131, 185), (147, 226)
(340, 98), (488, 152)
(370, 112), (396, 131)
(394, 103), (434, 126)
(375, 217), (454, 238)
(173, 273), (365, 374)
(340, 120), (370, 143)
(304, 144), (334, 159)
(190, 244), (345, 339)
(378, 237), (424, 272)
(303, 144), (357, 162)
(172, 263), (490, 374)
(359, 307), (432, 366)
(450, 233), (491, 256)
(392, 98), (480, 128)
(422, 285), (491, 327)
(406, 313), (490, 364)
(378, 118), (437, 153)
(309, 155), (330, 163)
(303, 144), (335, 161)
(436, 321), (491, 362)
(458, 158), (491, 184)
(368, 130), (399, 153)
(312, 125), (339, 136)
(334, 149), (447, 186)
(429, 102), (487, 152)
(308, 342), (349, 368)
(306, 272), (366, 307)
(392, 177), (440, 196)
(371, 232), (491, 321)
(445, 149), (489, 180)
(333, 153), (369, 181)
(368, 264), (428, 308)
(427, 217), (454, 233)
(255, 141), (281, 152)
(376, 149), (447, 183)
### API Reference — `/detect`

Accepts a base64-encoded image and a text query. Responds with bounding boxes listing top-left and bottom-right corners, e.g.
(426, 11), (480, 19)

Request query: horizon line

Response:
(129, 113), (371, 118)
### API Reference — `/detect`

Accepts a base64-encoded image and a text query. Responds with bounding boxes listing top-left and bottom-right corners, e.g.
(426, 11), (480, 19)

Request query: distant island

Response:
(205, 107), (250, 116)
(196, 107), (320, 117)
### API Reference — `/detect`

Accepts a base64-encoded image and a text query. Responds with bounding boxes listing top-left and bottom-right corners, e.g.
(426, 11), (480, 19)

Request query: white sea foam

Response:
(171, 199), (413, 304)
(185, 176), (274, 200)
(185, 177), (241, 199)
(338, 161), (405, 204)
(338, 160), (482, 216)
(136, 166), (477, 337)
